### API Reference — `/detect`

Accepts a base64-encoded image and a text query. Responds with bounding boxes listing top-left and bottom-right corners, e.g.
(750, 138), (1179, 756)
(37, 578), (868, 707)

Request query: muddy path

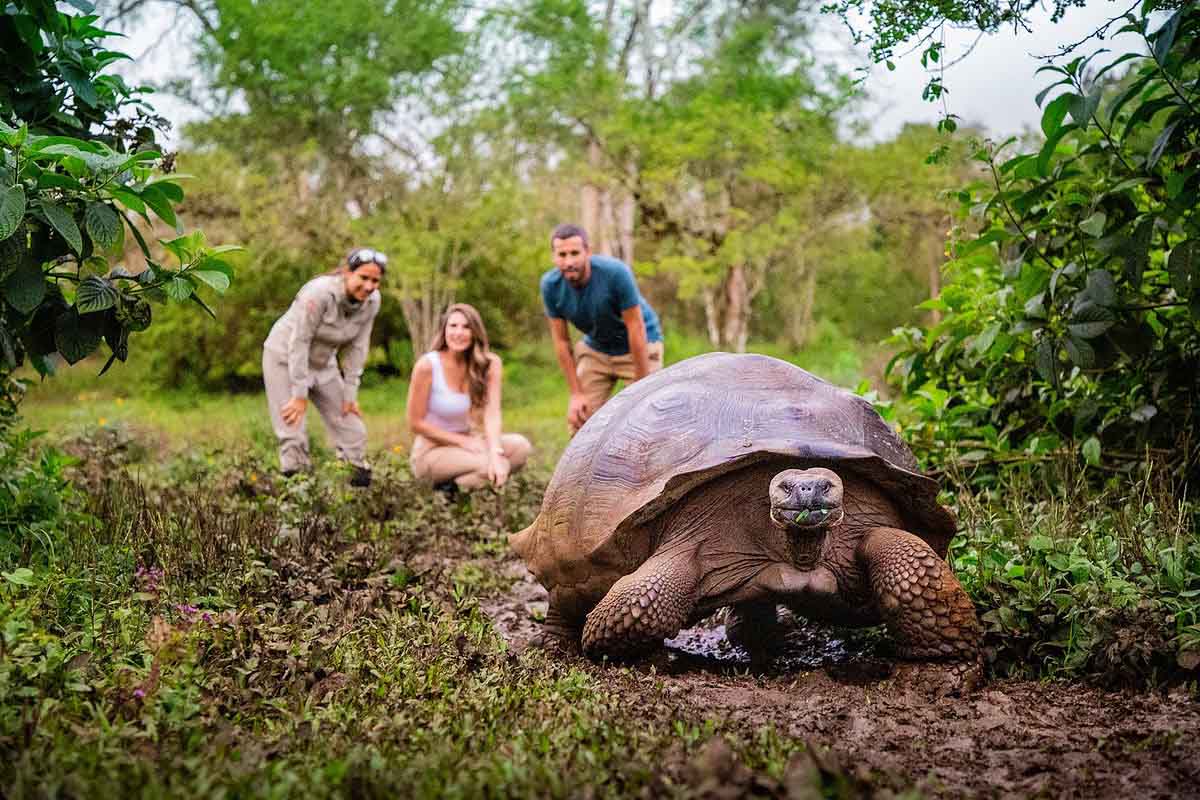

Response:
(484, 560), (1200, 798)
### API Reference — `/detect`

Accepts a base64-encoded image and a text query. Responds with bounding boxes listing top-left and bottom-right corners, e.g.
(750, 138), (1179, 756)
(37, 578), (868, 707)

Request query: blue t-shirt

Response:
(541, 255), (663, 356)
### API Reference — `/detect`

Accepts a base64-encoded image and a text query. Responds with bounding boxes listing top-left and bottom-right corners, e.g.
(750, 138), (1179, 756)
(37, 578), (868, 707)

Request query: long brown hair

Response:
(429, 303), (492, 410)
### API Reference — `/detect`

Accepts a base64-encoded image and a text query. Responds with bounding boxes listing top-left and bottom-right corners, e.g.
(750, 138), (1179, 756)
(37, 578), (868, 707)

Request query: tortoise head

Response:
(768, 468), (844, 534)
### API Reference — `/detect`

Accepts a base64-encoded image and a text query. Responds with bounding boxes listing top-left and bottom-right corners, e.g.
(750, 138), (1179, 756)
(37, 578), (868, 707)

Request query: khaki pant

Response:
(263, 350), (367, 472)
(410, 432), (532, 489)
(572, 340), (664, 432)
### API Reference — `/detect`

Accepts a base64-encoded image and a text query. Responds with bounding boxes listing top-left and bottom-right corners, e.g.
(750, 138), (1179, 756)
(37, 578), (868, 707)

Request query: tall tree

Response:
(630, 7), (854, 350)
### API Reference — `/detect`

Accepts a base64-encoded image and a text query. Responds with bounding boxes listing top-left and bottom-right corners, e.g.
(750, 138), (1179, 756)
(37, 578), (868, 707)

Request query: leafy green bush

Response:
(1, 1), (235, 412)
(0, 417), (75, 567)
(950, 462), (1200, 685)
(888, 6), (1199, 482)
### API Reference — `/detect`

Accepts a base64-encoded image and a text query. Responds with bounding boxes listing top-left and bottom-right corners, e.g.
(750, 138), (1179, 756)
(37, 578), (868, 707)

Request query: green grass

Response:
(0, 441), (868, 799)
(4, 338), (1199, 796)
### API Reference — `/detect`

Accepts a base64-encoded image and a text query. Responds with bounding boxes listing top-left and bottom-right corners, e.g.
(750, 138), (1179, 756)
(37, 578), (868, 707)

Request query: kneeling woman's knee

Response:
(505, 433), (532, 466)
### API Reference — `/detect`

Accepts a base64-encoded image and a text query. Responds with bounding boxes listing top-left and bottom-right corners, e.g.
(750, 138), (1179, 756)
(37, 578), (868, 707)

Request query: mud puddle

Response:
(484, 563), (1200, 798)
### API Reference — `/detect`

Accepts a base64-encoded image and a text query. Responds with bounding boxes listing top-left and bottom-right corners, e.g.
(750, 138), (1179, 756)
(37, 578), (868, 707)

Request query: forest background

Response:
(1, 1), (1199, 796)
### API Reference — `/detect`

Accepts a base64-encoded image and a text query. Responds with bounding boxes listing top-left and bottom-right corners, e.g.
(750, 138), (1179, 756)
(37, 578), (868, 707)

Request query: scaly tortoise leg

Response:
(582, 551), (699, 659)
(859, 527), (981, 663)
(527, 595), (583, 655)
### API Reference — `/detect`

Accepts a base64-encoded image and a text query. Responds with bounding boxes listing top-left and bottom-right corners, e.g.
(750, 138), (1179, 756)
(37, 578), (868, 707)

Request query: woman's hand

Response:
(487, 451), (511, 487)
(342, 401), (362, 418)
(281, 397), (308, 427)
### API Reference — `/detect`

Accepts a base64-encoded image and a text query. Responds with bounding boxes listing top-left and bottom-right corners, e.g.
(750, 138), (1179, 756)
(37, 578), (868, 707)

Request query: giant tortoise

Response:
(510, 353), (980, 668)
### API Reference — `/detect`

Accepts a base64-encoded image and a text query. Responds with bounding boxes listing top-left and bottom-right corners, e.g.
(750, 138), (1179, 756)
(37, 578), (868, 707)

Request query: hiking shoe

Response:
(350, 466), (372, 488)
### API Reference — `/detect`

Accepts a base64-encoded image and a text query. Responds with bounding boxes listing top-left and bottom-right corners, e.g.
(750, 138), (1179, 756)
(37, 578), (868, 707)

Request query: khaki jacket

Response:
(263, 274), (380, 404)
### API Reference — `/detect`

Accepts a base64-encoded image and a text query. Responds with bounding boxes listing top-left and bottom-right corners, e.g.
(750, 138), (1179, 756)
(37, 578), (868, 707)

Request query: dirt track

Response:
(485, 562), (1200, 799)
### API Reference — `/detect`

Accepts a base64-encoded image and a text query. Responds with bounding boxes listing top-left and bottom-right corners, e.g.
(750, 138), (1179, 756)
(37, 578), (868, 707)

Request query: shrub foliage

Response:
(888, 5), (1199, 482)
(0, 0), (234, 412)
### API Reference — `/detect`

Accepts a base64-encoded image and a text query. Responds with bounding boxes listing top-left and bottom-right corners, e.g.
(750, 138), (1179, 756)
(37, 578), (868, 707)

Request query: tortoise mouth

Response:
(771, 505), (844, 530)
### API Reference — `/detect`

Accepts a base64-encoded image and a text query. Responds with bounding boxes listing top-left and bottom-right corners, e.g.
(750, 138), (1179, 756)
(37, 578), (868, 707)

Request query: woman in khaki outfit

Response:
(407, 303), (531, 492)
(262, 248), (385, 486)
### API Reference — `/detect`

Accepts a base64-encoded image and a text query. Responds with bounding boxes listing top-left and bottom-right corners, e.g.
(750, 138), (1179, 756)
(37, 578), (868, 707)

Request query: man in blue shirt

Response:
(541, 223), (664, 433)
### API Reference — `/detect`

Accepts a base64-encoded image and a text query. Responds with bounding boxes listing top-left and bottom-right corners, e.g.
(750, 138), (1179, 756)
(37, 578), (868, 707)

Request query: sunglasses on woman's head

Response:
(349, 248), (388, 269)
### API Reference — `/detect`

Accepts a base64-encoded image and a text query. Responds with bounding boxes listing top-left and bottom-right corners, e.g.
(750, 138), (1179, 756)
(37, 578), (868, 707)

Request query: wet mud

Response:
(484, 563), (1200, 798)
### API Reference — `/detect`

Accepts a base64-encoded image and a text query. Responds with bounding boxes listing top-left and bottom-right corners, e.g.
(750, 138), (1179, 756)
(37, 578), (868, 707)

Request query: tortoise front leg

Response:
(527, 594), (583, 654)
(582, 551), (699, 658)
(858, 527), (980, 662)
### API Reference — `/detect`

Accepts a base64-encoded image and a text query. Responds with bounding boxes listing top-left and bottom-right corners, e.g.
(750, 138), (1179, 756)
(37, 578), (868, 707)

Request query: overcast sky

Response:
(113, 1), (1141, 146)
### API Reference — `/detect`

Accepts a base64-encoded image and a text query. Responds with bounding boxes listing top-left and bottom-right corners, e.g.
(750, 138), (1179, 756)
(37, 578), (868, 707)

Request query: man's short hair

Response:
(550, 223), (589, 249)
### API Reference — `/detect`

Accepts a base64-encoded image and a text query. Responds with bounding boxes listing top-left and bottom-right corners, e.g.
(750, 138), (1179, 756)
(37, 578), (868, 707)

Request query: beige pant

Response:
(410, 432), (532, 489)
(263, 350), (367, 472)
(572, 340), (664, 432)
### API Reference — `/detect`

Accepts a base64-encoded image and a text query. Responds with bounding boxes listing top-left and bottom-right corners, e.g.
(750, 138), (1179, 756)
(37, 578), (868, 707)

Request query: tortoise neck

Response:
(788, 531), (826, 570)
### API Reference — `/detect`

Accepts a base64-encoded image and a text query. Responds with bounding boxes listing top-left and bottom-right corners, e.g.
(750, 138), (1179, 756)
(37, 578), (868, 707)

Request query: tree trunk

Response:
(581, 137), (603, 243)
(615, 162), (636, 264)
(397, 247), (464, 352)
(722, 264), (749, 353)
(702, 288), (721, 348)
(794, 260), (817, 348)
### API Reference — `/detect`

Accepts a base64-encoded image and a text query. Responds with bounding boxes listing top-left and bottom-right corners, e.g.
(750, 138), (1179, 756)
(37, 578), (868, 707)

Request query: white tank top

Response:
(422, 351), (472, 433)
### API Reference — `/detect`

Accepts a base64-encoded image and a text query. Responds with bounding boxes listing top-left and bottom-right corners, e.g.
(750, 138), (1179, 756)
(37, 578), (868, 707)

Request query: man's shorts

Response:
(572, 339), (664, 430)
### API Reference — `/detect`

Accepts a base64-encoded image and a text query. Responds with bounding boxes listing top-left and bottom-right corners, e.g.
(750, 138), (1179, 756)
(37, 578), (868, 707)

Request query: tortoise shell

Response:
(512, 353), (956, 583)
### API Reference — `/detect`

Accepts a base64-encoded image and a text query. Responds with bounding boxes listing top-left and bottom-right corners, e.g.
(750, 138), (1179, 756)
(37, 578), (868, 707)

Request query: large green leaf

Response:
(1168, 240), (1197, 299)
(1034, 336), (1060, 388)
(1151, 6), (1186, 64)
(190, 268), (231, 294)
(84, 202), (123, 250)
(1037, 124), (1078, 177)
(148, 180), (184, 203)
(0, 185), (26, 240)
(108, 187), (145, 214)
(3, 259), (46, 314)
(1079, 211), (1107, 238)
(1068, 302), (1116, 339)
(75, 275), (118, 313)
(0, 230), (25, 284)
(1068, 88), (1102, 129)
(40, 200), (84, 254)
(140, 184), (180, 231)
(53, 308), (103, 364)
(60, 63), (99, 108)
(1148, 119), (1181, 167)
(1064, 333), (1097, 368)
(1124, 220), (1154, 288)
(189, 254), (235, 294)
(163, 273), (195, 301)
(1041, 92), (1075, 137)
(1082, 269), (1117, 307)
(161, 231), (206, 264)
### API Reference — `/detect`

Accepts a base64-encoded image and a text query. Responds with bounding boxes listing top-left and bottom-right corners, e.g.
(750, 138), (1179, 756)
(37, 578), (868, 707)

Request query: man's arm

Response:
(547, 317), (579, 393)
(548, 317), (590, 429)
(621, 305), (651, 381)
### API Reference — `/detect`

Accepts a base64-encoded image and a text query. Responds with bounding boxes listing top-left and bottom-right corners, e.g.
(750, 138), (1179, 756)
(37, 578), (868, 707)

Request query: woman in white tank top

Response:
(406, 303), (532, 491)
